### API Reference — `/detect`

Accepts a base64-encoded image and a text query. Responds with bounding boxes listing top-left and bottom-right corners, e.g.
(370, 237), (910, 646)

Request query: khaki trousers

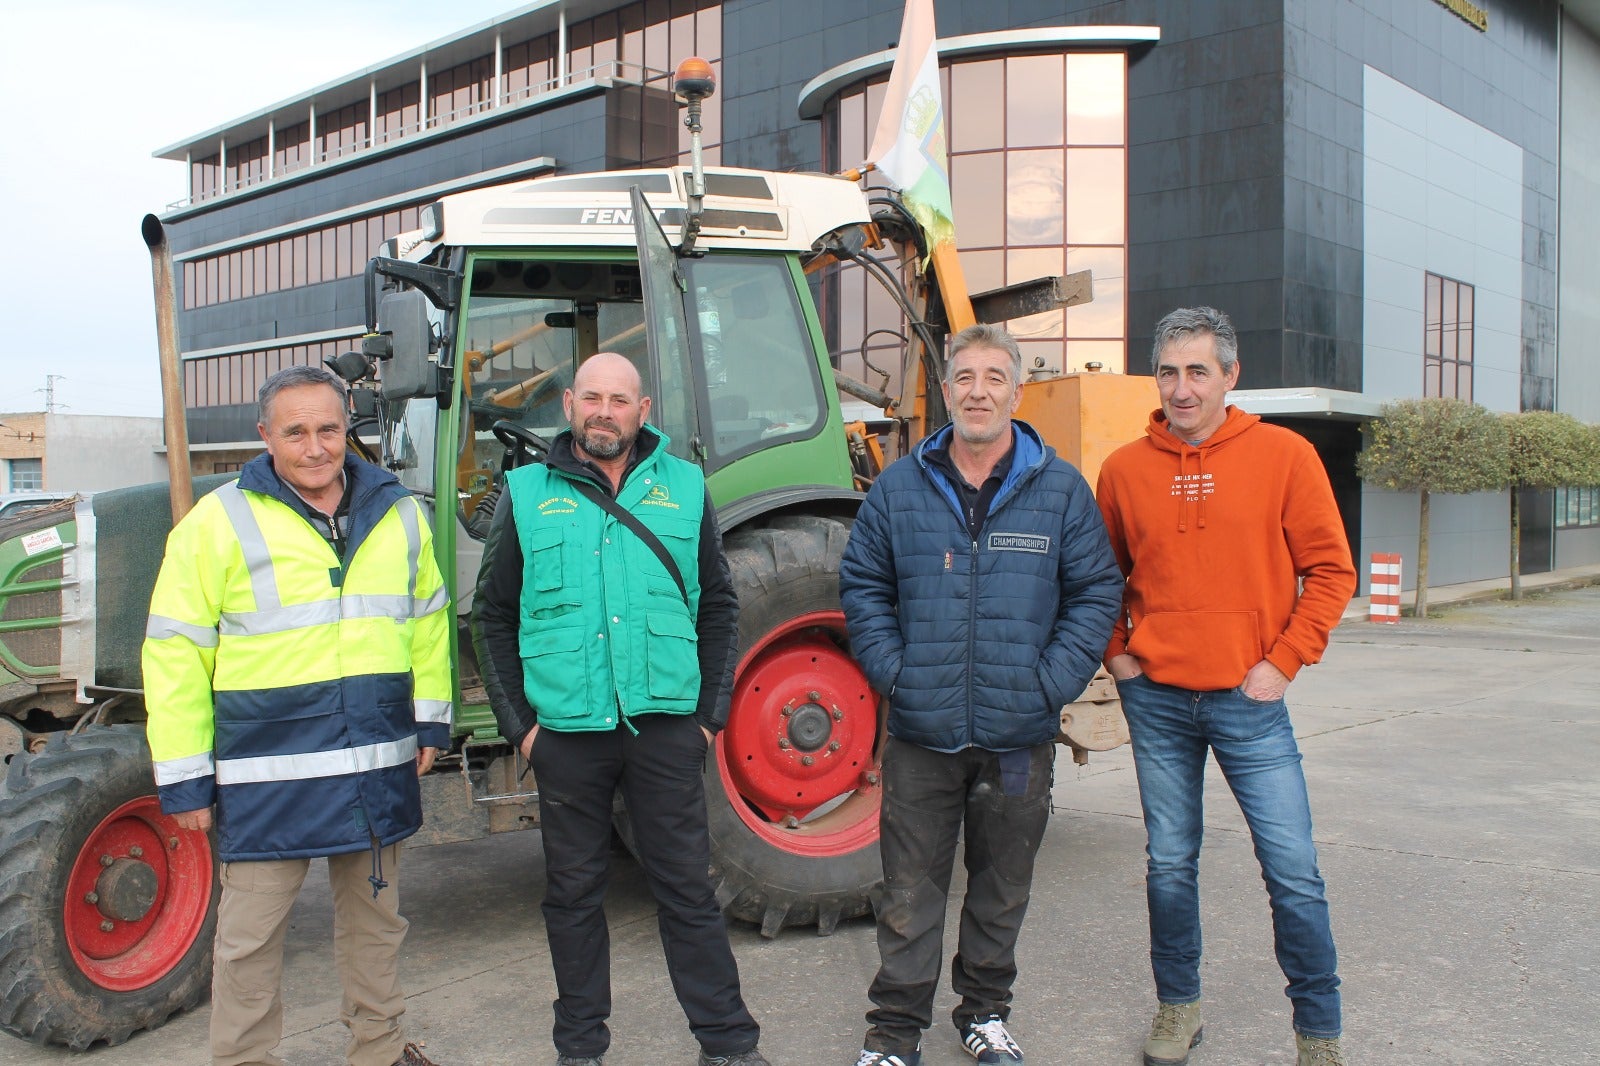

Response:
(210, 844), (408, 1066)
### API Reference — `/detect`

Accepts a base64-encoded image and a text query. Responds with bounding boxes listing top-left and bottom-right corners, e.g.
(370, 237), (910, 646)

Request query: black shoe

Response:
(962, 1016), (1024, 1064)
(699, 1048), (771, 1066)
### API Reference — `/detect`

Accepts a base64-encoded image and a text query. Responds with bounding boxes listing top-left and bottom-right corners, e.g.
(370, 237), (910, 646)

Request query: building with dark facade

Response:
(153, 0), (1600, 590)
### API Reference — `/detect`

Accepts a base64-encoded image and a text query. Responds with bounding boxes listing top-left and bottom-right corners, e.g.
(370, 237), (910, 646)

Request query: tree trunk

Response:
(1510, 489), (1522, 601)
(1415, 489), (1431, 618)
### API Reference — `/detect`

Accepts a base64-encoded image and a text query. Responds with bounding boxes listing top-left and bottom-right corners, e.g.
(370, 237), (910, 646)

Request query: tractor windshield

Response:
(452, 251), (826, 531)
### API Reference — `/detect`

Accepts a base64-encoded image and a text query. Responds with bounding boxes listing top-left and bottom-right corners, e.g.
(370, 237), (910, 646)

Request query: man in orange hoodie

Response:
(1096, 307), (1357, 1066)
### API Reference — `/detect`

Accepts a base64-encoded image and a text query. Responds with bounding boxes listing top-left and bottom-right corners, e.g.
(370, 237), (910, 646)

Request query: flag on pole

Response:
(867, 0), (955, 251)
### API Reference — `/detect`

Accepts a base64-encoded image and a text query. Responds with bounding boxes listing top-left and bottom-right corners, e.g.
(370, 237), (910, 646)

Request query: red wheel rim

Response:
(62, 796), (213, 992)
(718, 610), (881, 858)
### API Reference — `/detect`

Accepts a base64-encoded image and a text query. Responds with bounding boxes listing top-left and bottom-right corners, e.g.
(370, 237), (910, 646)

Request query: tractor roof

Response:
(387, 166), (871, 261)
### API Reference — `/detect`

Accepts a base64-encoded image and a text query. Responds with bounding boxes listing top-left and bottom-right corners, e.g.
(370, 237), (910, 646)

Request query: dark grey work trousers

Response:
(864, 736), (1055, 1055)
(527, 713), (760, 1059)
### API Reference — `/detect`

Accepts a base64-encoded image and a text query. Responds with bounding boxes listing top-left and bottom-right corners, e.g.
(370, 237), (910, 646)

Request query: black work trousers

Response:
(528, 713), (760, 1059)
(864, 737), (1054, 1055)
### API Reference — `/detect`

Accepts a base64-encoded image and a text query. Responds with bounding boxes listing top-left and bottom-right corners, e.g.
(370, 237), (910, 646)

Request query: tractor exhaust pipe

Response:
(141, 213), (195, 522)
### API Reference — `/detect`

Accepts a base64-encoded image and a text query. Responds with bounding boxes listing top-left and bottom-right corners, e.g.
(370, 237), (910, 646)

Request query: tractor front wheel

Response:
(708, 514), (882, 937)
(0, 724), (218, 1049)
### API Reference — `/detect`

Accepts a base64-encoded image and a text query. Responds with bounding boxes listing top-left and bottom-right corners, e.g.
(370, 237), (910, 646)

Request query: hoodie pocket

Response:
(1127, 610), (1262, 691)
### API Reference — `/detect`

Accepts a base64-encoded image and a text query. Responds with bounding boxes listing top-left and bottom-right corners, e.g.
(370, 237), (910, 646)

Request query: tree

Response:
(1356, 398), (1509, 617)
(1504, 411), (1600, 599)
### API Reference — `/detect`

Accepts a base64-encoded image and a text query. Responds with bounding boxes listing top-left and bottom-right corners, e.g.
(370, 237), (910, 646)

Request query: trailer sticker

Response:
(22, 528), (62, 556)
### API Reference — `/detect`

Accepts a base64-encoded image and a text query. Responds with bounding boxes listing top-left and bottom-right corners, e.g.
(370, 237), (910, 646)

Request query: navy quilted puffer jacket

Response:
(839, 421), (1123, 753)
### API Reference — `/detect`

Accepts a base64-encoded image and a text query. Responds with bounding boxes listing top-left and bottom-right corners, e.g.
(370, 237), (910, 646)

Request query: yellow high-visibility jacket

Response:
(141, 454), (452, 862)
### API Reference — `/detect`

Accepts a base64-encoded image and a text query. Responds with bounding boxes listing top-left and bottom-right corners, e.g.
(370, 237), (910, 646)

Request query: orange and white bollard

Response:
(1369, 553), (1402, 623)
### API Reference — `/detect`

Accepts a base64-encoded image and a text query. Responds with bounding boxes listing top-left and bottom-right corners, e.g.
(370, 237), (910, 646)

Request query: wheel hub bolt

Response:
(831, 707), (843, 721)
(862, 771), (880, 786)
(100, 920), (114, 933)
(169, 837), (180, 850)
(84, 891), (99, 905)
(807, 691), (821, 702)
(129, 846), (144, 858)
(99, 854), (114, 867)
(801, 755), (814, 766)
(778, 738), (792, 750)
(829, 740), (841, 752)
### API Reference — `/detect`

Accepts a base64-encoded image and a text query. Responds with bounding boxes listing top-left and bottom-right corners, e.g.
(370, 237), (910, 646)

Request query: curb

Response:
(1339, 569), (1600, 625)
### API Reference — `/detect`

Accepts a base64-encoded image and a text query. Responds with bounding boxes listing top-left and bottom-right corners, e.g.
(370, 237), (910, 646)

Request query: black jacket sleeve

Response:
(468, 500), (537, 750)
(694, 487), (740, 734)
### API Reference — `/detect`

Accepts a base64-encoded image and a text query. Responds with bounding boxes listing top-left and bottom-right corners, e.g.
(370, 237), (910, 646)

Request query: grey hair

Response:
(257, 365), (349, 426)
(947, 323), (1023, 385)
(1150, 307), (1238, 374)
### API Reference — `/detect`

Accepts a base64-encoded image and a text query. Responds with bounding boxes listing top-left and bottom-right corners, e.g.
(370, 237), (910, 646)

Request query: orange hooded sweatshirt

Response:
(1096, 406), (1356, 691)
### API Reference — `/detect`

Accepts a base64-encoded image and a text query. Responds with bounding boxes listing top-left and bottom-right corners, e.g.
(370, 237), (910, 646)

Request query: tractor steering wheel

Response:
(491, 419), (554, 471)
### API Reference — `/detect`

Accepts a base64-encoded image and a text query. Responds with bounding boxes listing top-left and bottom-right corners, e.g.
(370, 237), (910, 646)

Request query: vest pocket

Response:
(524, 524), (569, 594)
(520, 625), (591, 719)
(645, 609), (700, 700)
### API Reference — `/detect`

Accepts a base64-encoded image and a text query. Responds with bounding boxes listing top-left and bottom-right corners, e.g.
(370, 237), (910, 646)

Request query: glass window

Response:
(951, 152), (1005, 248)
(7, 459), (43, 492)
(1006, 149), (1064, 246)
(1066, 53), (1126, 145)
(1067, 148), (1125, 245)
(1006, 246), (1065, 339)
(1066, 246), (1125, 345)
(1555, 486), (1600, 529)
(1005, 54), (1064, 147)
(1423, 271), (1473, 399)
(950, 60), (1004, 152)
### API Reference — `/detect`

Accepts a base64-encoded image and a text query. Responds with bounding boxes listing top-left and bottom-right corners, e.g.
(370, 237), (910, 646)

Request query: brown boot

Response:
(1143, 1001), (1203, 1065)
(1295, 1033), (1345, 1066)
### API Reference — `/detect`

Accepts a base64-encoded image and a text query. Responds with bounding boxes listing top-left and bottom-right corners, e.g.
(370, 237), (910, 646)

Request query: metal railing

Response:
(168, 60), (667, 211)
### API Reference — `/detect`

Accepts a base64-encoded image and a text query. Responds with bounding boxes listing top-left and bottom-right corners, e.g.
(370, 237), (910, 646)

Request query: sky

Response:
(0, 0), (524, 419)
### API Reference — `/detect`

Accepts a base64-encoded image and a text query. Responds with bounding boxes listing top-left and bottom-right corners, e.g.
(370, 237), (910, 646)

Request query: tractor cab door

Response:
(631, 185), (702, 465)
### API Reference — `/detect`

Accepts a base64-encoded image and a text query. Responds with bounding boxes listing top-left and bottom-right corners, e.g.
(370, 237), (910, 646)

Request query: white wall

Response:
(43, 414), (166, 492)
(1362, 66), (1522, 412)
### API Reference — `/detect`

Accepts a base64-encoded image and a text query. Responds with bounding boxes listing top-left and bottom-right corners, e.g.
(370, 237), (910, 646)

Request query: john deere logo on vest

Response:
(642, 483), (679, 509)
(988, 532), (1050, 554)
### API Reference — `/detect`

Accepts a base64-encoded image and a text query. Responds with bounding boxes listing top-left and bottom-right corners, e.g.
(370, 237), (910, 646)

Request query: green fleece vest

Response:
(505, 436), (705, 731)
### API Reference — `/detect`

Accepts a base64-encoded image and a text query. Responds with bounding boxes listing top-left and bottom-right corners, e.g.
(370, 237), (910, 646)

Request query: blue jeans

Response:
(1118, 674), (1341, 1038)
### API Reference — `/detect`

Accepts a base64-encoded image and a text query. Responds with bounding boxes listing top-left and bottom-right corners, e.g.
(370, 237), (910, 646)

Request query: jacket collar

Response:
(912, 420), (1052, 524)
(238, 451), (409, 561)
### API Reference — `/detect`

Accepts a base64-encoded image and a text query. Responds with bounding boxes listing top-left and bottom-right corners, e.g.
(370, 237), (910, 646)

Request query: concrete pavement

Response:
(6, 584), (1598, 1065)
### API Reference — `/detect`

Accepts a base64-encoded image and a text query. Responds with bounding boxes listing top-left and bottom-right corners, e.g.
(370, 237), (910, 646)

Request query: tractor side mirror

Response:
(372, 289), (437, 401)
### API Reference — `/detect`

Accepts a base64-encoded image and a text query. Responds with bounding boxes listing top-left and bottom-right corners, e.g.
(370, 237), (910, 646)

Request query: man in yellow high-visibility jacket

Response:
(142, 365), (450, 1066)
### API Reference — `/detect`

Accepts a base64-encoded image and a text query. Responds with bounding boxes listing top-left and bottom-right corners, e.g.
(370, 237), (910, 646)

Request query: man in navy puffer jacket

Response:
(840, 324), (1124, 1066)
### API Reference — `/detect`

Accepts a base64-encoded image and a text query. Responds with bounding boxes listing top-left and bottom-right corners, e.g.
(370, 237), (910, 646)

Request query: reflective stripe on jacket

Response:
(504, 429), (705, 732)
(141, 453), (452, 861)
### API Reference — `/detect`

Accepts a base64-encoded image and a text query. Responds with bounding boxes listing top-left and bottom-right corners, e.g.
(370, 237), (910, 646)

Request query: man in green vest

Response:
(470, 353), (767, 1066)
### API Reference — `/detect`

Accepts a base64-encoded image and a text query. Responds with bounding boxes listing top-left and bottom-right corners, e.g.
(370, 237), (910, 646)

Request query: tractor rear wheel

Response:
(0, 724), (218, 1049)
(708, 514), (882, 937)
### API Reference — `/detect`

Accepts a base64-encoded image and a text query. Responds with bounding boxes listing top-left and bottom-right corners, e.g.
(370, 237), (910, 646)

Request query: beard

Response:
(952, 412), (1008, 446)
(576, 417), (637, 461)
